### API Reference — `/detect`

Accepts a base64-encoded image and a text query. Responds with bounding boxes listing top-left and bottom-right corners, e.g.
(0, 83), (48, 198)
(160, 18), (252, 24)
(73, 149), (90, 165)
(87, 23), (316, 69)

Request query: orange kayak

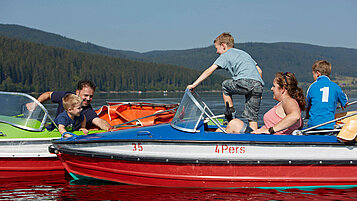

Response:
(96, 102), (179, 129)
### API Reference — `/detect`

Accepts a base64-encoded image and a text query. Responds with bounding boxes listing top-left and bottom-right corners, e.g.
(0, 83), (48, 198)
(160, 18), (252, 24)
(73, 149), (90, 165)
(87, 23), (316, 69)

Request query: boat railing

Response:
(106, 101), (179, 108)
(293, 111), (357, 135)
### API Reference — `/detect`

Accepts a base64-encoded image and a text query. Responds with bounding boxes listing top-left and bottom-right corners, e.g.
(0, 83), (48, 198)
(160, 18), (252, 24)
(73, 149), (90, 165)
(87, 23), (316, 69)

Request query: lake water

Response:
(1, 90), (357, 200)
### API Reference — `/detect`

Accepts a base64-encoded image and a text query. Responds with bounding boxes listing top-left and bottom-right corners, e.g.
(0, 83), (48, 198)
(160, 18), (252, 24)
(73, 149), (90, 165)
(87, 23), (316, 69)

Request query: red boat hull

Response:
(0, 157), (64, 179)
(58, 153), (357, 188)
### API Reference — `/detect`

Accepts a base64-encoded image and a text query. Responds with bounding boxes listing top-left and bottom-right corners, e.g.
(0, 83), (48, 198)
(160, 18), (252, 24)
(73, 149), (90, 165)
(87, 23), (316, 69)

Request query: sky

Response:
(0, 0), (356, 53)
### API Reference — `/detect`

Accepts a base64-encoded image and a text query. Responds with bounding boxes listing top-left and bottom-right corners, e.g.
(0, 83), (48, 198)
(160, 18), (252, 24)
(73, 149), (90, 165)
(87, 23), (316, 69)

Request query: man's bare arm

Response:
(92, 117), (111, 131)
(256, 65), (263, 78)
(26, 91), (53, 111)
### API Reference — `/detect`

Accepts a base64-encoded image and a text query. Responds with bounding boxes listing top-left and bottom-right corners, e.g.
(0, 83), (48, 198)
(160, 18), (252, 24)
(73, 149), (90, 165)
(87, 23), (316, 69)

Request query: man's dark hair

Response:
(77, 80), (96, 91)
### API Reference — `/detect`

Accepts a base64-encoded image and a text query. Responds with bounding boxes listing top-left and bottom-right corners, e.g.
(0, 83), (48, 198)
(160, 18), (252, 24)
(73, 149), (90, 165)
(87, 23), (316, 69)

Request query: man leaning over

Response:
(27, 80), (111, 131)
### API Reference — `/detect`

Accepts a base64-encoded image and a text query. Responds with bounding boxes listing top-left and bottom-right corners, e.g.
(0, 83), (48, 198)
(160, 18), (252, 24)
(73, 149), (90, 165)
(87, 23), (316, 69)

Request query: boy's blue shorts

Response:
(222, 78), (263, 122)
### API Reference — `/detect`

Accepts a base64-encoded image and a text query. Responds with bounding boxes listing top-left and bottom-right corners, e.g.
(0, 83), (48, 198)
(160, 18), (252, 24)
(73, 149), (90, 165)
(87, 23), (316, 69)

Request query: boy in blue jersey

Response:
(48, 94), (89, 138)
(306, 60), (348, 130)
(187, 33), (264, 130)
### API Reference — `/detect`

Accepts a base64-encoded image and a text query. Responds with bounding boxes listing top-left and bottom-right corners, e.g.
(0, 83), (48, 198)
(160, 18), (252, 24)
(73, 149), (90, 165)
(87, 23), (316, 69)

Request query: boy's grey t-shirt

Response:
(214, 48), (264, 86)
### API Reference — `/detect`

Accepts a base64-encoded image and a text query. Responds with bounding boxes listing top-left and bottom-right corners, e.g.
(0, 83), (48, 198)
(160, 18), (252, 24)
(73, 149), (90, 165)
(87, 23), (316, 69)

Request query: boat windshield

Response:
(0, 91), (52, 131)
(171, 89), (225, 133)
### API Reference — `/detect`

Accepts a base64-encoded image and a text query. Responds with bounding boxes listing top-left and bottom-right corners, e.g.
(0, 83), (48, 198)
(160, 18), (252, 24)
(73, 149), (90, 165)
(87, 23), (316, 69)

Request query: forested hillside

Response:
(1, 23), (357, 90)
(0, 36), (224, 92)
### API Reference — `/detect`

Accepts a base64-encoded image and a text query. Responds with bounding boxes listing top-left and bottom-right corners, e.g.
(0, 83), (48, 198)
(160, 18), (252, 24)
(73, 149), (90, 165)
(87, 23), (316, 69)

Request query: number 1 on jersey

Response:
(320, 87), (329, 102)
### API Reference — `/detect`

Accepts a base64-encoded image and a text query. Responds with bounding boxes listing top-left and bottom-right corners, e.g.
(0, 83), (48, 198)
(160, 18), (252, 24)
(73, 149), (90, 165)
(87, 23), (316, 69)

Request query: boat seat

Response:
(153, 112), (175, 125)
(96, 102), (178, 128)
(203, 118), (227, 132)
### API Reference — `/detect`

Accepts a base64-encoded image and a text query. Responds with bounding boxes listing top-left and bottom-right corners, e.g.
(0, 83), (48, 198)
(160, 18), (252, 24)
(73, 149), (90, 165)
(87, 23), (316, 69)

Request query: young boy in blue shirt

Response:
(48, 94), (89, 137)
(306, 60), (348, 129)
(187, 33), (264, 130)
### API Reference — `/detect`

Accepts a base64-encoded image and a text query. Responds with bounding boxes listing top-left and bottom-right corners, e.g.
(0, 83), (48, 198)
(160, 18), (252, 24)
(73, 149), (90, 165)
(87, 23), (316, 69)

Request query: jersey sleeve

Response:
(337, 87), (348, 107)
(51, 91), (67, 103)
(213, 54), (227, 69)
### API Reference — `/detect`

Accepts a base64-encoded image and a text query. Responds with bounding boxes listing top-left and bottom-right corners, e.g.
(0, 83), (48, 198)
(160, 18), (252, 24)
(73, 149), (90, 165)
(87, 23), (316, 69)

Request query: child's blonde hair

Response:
(214, 32), (235, 48)
(312, 60), (331, 77)
(62, 94), (82, 111)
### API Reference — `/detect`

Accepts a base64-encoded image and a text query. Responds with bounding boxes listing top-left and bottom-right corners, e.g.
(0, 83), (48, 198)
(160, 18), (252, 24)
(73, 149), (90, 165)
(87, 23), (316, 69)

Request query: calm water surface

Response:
(1, 91), (357, 200)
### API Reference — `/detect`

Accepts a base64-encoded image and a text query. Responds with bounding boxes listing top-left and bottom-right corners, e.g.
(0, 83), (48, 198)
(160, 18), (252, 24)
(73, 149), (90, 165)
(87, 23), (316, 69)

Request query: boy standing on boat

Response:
(187, 32), (264, 130)
(47, 94), (88, 138)
(306, 60), (348, 130)
(27, 80), (111, 130)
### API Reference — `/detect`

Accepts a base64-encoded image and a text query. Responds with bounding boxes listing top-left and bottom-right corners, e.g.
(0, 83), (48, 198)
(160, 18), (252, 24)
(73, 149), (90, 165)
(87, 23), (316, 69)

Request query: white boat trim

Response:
(56, 141), (357, 164)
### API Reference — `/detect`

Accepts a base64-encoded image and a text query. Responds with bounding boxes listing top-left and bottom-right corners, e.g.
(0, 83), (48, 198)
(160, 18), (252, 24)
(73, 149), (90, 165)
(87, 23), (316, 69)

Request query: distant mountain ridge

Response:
(1, 23), (357, 85)
(0, 24), (140, 59)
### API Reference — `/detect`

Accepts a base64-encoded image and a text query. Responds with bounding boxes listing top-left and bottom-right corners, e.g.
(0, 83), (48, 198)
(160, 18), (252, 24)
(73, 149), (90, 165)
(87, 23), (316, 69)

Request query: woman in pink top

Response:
(225, 72), (306, 135)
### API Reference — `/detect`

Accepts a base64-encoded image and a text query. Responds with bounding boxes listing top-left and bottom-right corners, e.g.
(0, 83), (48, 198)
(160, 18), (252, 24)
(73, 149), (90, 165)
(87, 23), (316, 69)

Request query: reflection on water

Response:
(1, 175), (357, 200)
